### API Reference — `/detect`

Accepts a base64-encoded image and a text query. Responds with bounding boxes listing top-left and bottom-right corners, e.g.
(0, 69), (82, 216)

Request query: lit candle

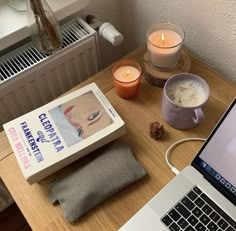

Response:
(114, 66), (140, 82)
(112, 60), (142, 99)
(147, 23), (184, 69)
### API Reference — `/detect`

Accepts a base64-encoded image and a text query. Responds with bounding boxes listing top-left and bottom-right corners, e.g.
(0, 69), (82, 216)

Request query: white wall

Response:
(80, 0), (236, 83)
(121, 0), (236, 82)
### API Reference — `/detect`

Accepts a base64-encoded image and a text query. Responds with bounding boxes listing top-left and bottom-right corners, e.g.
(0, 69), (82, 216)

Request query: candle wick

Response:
(126, 70), (130, 75)
(162, 33), (165, 44)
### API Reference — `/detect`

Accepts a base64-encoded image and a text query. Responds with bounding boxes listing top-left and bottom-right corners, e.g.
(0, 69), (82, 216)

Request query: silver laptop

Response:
(119, 98), (236, 231)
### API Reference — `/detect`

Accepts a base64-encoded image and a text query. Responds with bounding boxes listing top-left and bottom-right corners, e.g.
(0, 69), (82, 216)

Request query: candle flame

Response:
(161, 33), (165, 43)
(126, 70), (130, 75)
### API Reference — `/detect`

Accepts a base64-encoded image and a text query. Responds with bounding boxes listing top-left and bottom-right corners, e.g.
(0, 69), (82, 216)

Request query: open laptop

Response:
(119, 98), (236, 231)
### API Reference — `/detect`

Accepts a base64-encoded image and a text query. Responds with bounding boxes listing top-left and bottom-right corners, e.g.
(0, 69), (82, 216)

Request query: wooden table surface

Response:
(0, 46), (235, 231)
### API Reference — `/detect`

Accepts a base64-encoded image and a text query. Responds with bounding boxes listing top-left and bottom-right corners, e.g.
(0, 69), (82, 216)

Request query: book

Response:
(3, 83), (126, 184)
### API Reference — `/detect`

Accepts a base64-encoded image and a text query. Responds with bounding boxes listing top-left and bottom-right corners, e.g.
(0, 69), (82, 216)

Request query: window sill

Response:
(0, 0), (89, 51)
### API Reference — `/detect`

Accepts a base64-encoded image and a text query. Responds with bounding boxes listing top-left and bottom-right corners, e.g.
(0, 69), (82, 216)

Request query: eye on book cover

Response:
(3, 83), (126, 184)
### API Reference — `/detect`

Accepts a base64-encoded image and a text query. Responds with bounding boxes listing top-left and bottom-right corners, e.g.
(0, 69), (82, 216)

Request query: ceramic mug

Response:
(161, 73), (210, 129)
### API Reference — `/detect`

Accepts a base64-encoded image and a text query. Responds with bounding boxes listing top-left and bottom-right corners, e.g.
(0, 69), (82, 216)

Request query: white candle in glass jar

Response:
(147, 29), (183, 69)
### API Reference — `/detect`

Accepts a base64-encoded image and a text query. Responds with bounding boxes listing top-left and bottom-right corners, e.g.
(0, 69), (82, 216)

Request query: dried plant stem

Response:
(30, 0), (61, 53)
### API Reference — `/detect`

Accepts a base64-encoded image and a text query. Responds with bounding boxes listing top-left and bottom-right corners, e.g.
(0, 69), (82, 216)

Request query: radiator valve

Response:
(86, 15), (124, 46)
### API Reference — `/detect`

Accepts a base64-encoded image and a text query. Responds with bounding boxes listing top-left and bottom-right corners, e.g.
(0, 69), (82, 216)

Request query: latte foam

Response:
(167, 79), (207, 107)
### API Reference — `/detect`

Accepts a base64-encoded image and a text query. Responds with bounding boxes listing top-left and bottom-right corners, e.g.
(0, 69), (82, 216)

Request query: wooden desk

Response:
(0, 46), (235, 230)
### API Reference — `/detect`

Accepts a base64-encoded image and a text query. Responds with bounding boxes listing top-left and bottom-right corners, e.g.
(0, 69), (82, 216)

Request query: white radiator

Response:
(0, 17), (101, 127)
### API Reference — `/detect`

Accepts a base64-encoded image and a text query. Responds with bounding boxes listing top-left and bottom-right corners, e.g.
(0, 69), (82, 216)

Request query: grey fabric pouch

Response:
(48, 141), (146, 223)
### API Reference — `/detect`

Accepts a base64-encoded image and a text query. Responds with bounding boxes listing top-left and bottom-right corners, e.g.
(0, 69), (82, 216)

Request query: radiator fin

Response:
(0, 17), (96, 84)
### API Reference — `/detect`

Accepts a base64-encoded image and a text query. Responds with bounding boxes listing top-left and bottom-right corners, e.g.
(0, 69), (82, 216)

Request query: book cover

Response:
(3, 83), (126, 184)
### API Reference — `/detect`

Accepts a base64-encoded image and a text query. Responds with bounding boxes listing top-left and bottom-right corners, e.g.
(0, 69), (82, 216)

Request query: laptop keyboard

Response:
(161, 186), (236, 231)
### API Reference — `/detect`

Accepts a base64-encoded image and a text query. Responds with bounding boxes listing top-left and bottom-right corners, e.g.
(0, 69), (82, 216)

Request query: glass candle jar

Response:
(112, 59), (142, 99)
(146, 22), (185, 70)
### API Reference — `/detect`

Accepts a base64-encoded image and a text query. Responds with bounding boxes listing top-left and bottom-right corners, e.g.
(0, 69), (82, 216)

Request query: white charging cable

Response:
(165, 137), (206, 175)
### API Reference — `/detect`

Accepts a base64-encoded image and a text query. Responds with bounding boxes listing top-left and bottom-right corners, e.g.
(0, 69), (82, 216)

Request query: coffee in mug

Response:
(166, 78), (207, 107)
(162, 73), (210, 129)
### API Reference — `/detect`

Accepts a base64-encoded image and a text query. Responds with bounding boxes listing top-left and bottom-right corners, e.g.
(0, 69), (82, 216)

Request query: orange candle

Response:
(112, 60), (142, 99)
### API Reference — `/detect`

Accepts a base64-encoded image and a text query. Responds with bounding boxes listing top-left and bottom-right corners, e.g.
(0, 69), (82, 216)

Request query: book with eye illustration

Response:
(3, 83), (126, 184)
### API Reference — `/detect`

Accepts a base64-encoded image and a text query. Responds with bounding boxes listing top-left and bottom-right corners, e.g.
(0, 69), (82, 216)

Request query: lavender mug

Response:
(161, 73), (210, 129)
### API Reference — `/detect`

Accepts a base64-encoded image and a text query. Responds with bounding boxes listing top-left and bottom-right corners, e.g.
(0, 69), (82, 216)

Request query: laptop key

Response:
(202, 204), (213, 215)
(177, 217), (188, 229)
(207, 221), (219, 231)
(187, 190), (198, 201)
(169, 222), (181, 231)
(193, 186), (202, 195)
(181, 197), (195, 210)
(187, 214), (199, 226)
(217, 218), (228, 230)
(195, 197), (205, 208)
(192, 207), (203, 218)
(161, 215), (173, 226)
(168, 209), (181, 221)
(209, 211), (220, 222)
(175, 203), (191, 218)
(200, 214), (210, 225)
(195, 222), (206, 231)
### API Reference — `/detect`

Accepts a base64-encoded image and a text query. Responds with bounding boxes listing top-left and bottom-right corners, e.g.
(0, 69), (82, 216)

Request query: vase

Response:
(27, 0), (62, 54)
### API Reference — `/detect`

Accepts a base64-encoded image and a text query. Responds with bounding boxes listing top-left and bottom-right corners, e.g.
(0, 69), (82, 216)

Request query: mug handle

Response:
(193, 108), (204, 124)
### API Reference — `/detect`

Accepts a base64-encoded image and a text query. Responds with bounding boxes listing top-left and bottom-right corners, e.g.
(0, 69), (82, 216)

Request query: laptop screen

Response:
(192, 98), (236, 205)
